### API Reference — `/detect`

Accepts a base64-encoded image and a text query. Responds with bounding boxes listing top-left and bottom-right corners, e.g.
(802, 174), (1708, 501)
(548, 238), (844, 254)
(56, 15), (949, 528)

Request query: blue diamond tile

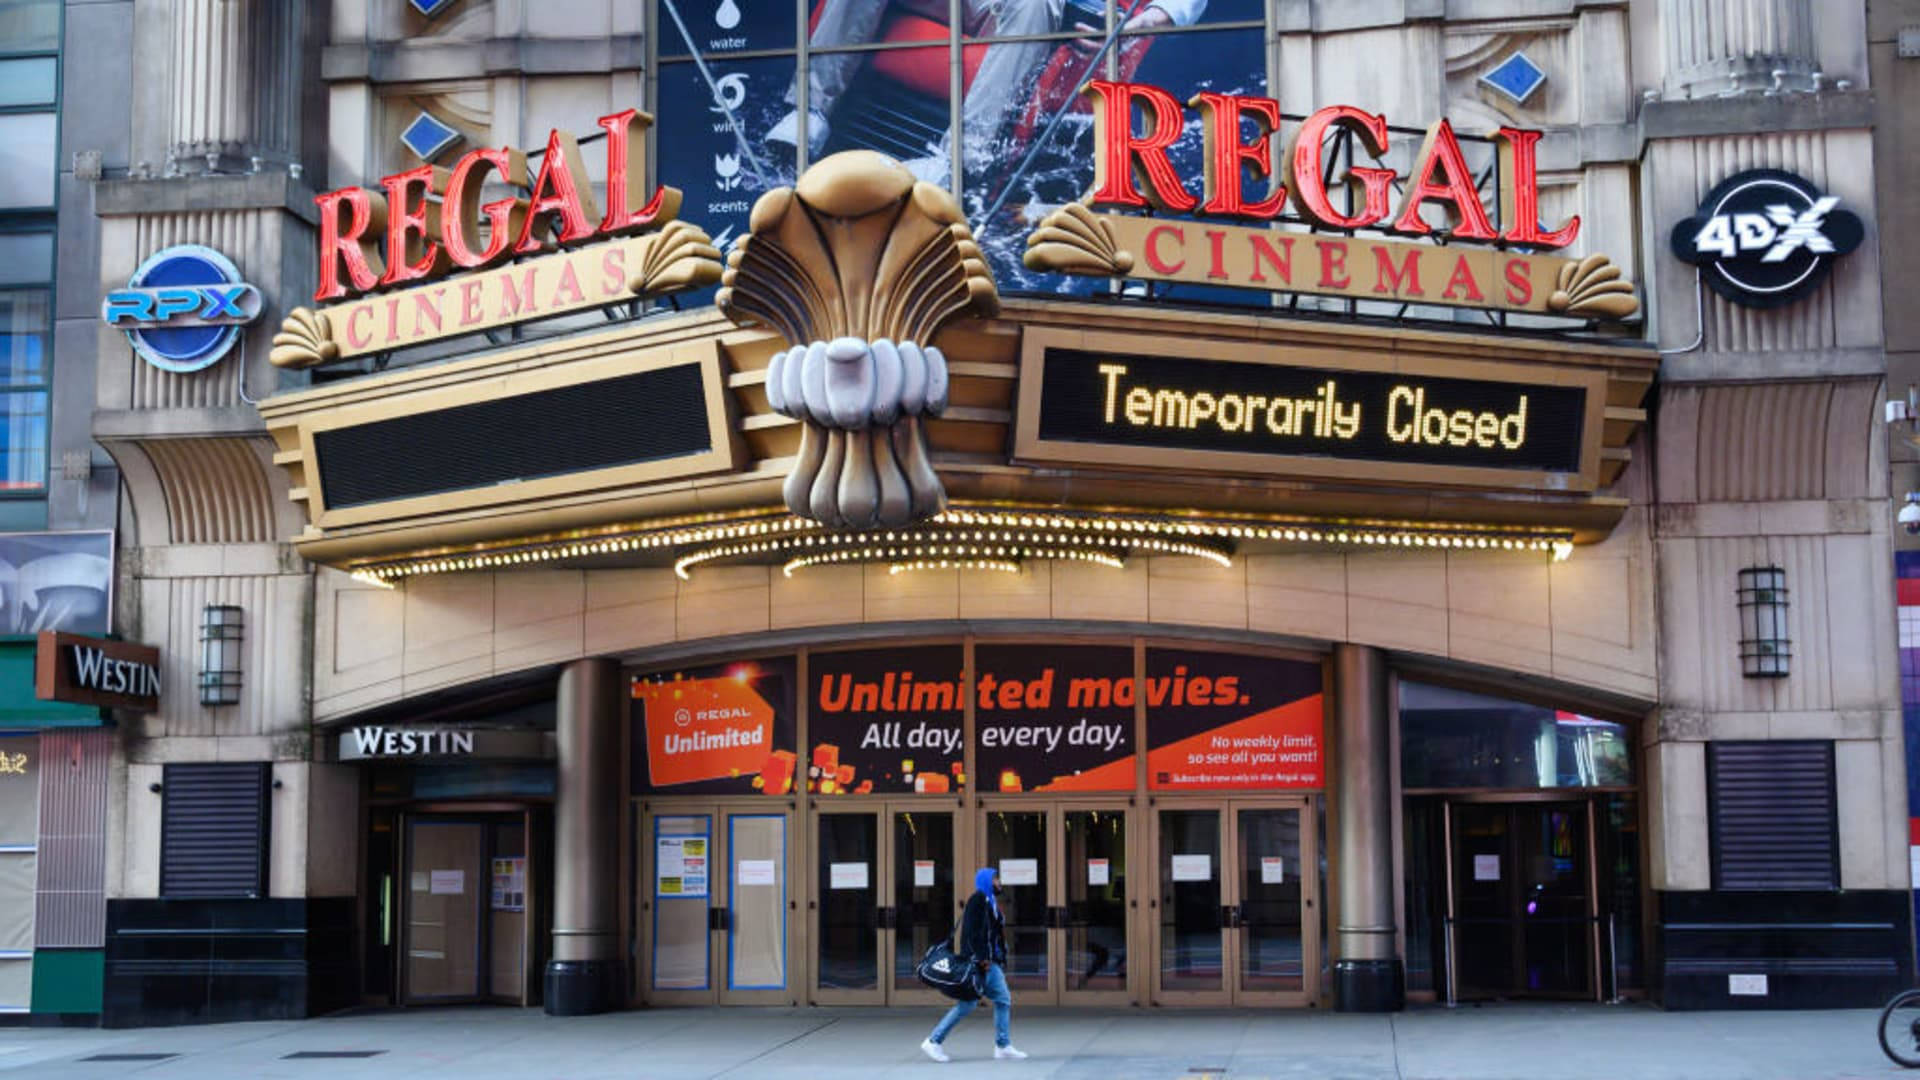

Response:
(1480, 51), (1547, 104)
(401, 111), (461, 162)
(408, 0), (460, 16)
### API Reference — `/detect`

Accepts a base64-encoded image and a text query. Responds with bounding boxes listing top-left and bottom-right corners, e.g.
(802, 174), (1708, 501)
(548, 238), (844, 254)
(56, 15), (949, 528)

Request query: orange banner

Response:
(1146, 695), (1324, 790)
(636, 673), (779, 789)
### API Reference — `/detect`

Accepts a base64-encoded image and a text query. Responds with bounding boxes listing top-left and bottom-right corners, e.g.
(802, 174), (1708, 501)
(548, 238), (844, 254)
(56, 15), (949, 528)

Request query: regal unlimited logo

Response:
(101, 245), (262, 373)
(1670, 169), (1863, 309)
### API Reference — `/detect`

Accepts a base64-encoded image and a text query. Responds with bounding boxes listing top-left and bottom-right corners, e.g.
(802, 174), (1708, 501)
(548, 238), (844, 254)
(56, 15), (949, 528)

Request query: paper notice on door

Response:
(1171, 854), (1211, 882)
(410, 871), (429, 893)
(1473, 854), (1501, 881)
(1260, 856), (1285, 884)
(1087, 858), (1110, 886)
(830, 861), (869, 890)
(738, 859), (777, 886)
(999, 858), (1038, 886)
(429, 869), (464, 895)
(657, 835), (709, 898)
(914, 860), (935, 888)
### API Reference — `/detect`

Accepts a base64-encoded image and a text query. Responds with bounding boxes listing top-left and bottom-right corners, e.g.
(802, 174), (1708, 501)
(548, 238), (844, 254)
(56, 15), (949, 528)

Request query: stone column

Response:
(1332, 643), (1403, 1012)
(1661, 0), (1819, 97)
(170, 0), (255, 171)
(545, 658), (622, 1015)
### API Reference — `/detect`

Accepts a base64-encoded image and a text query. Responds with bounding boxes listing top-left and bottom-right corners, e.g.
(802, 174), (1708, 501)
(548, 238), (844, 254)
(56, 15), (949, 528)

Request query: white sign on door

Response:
(830, 861), (870, 890)
(1087, 858), (1110, 886)
(738, 859), (777, 886)
(1260, 856), (1285, 884)
(913, 860), (936, 888)
(999, 858), (1038, 886)
(1473, 854), (1501, 881)
(429, 869), (464, 895)
(1728, 974), (1769, 996)
(1171, 854), (1211, 882)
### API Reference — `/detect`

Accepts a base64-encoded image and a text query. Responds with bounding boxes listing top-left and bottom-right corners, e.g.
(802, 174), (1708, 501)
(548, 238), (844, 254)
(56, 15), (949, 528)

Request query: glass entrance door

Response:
(1150, 799), (1317, 1006)
(976, 803), (1134, 1005)
(638, 805), (794, 1005)
(403, 819), (485, 1002)
(1447, 799), (1595, 1000)
(812, 803), (962, 1004)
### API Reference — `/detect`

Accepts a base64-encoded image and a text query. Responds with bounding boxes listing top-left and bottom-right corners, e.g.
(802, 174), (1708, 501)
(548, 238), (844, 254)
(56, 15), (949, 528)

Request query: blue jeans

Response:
(928, 962), (1012, 1048)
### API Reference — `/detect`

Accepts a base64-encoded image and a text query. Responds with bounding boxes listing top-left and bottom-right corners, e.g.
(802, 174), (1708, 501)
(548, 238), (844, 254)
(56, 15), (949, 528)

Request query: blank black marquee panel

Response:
(1035, 347), (1587, 474)
(315, 364), (713, 509)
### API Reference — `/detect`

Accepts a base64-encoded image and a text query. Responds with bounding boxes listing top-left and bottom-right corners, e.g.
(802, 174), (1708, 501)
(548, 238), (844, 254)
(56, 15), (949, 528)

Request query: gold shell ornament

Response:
(1022, 202), (1135, 276)
(628, 219), (726, 295)
(717, 151), (1000, 530)
(1547, 254), (1640, 320)
(269, 307), (338, 369)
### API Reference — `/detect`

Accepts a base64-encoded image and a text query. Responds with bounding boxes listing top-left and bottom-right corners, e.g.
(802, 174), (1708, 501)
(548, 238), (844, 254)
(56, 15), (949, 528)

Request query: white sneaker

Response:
(765, 109), (830, 158)
(994, 1045), (1029, 1059)
(921, 1039), (950, 1063)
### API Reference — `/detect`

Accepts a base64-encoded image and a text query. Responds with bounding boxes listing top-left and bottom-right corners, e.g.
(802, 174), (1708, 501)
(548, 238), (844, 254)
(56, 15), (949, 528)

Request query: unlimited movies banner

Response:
(632, 657), (798, 795)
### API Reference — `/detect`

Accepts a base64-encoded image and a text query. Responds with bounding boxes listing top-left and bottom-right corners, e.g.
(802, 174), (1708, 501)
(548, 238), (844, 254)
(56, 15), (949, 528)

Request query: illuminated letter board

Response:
(1015, 334), (1606, 492)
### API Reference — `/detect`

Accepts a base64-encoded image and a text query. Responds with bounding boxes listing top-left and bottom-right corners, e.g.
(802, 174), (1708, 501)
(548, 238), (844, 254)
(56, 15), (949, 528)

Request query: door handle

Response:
(709, 907), (732, 932)
(1220, 904), (1240, 929)
(877, 906), (897, 930)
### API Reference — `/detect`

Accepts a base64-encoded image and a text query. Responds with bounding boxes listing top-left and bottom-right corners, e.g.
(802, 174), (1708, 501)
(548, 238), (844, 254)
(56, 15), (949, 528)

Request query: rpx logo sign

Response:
(101, 246), (263, 373)
(1672, 170), (1863, 309)
(102, 284), (260, 327)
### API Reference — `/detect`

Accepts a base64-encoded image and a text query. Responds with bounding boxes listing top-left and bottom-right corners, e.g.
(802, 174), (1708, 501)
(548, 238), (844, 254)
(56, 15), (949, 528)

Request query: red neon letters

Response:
(314, 109), (676, 303)
(1082, 82), (1578, 251)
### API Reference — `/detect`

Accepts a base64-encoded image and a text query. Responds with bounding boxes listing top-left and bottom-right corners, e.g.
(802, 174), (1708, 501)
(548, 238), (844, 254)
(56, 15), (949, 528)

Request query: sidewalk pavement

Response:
(0, 1002), (1902, 1079)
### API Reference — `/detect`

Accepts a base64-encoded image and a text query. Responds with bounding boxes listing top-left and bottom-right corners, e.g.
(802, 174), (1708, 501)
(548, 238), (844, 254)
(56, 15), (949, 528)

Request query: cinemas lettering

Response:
(1024, 82), (1640, 321)
(1024, 345), (1596, 489)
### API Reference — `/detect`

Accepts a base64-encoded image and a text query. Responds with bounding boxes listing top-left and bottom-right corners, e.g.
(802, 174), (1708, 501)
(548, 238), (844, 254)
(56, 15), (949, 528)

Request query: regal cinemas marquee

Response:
(258, 89), (1668, 1017)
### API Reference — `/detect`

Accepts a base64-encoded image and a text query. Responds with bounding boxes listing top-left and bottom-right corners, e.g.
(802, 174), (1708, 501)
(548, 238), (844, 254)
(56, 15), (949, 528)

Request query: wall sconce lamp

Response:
(1736, 566), (1790, 678)
(198, 604), (244, 706)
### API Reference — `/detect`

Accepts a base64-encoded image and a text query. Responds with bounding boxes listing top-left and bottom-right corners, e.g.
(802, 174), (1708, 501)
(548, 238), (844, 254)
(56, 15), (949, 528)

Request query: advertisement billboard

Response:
(808, 644), (966, 794)
(0, 531), (112, 637)
(631, 656), (798, 794)
(1145, 648), (1322, 790)
(974, 643), (1135, 792)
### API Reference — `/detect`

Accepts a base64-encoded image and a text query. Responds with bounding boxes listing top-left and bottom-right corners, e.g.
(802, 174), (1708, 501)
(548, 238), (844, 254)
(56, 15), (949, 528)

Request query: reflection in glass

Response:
(1237, 808), (1302, 992)
(893, 811), (954, 986)
(817, 813), (878, 989)
(0, 288), (47, 386)
(0, 113), (55, 209)
(0, 57), (54, 109)
(0, 0), (61, 52)
(808, 45), (952, 174)
(1158, 808), (1221, 991)
(1064, 810), (1126, 992)
(0, 389), (45, 492)
(1400, 682), (1634, 790)
(985, 811), (1048, 990)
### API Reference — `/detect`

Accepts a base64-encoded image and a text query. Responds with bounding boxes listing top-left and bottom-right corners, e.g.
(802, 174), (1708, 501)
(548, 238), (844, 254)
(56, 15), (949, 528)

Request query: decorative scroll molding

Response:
(717, 151), (999, 529)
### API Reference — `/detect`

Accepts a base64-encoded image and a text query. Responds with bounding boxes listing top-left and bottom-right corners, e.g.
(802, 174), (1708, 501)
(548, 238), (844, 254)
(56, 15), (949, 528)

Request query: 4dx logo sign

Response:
(1672, 169), (1863, 309)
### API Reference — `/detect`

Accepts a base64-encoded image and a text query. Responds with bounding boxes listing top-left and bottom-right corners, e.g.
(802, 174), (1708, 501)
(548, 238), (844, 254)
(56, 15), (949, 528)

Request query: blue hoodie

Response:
(975, 866), (998, 917)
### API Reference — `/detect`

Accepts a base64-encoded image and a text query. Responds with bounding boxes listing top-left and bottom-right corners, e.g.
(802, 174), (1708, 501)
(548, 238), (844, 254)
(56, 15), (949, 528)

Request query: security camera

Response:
(1900, 494), (1920, 535)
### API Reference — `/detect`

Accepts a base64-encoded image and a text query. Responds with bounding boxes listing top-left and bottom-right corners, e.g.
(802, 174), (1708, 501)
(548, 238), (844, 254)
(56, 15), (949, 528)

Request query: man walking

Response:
(921, 866), (1026, 1061)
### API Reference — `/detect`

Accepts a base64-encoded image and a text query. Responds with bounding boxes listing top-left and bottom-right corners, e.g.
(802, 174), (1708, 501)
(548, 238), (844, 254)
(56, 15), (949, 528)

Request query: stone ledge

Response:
(322, 35), (646, 83)
(1642, 91), (1876, 140)
(94, 171), (319, 224)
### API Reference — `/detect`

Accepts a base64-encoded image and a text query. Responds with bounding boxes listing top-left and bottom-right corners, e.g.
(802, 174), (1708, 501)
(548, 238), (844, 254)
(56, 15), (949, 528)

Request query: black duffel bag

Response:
(915, 916), (983, 1002)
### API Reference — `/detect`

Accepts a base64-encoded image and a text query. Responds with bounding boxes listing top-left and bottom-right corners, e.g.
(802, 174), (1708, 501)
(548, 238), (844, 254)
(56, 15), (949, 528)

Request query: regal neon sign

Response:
(1083, 81), (1576, 247)
(1025, 82), (1638, 321)
(272, 109), (721, 368)
(311, 109), (679, 303)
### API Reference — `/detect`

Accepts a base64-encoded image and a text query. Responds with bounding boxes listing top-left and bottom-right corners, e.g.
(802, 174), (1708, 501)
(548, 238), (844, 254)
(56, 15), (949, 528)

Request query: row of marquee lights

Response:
(306, 90), (1581, 305)
(343, 506), (1576, 589)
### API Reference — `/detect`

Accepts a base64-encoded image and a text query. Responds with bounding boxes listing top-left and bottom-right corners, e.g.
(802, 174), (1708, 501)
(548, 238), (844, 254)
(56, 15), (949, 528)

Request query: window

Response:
(1707, 740), (1837, 891)
(1398, 681), (1635, 790)
(0, 4), (55, 499)
(650, 0), (1266, 300)
(160, 764), (271, 899)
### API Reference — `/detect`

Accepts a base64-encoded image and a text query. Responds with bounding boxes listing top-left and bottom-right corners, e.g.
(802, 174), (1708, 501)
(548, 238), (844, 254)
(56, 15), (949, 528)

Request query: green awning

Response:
(0, 641), (103, 727)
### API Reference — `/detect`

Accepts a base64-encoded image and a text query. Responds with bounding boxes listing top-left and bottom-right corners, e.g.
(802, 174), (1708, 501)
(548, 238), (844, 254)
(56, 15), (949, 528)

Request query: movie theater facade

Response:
(185, 0), (1904, 1021)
